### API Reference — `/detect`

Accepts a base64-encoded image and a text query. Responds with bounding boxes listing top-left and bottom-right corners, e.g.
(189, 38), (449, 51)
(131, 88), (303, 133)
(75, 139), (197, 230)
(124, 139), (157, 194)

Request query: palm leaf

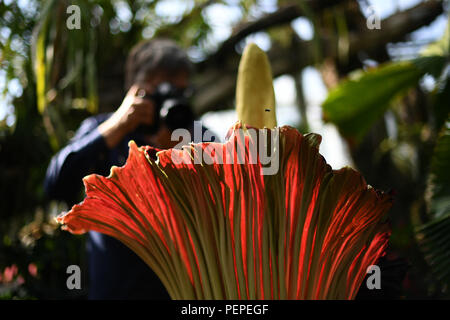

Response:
(416, 118), (450, 287)
(322, 55), (447, 144)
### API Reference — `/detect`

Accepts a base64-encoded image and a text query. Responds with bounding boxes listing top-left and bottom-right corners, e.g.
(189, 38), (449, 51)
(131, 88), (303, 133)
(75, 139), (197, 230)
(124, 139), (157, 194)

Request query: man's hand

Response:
(98, 85), (155, 149)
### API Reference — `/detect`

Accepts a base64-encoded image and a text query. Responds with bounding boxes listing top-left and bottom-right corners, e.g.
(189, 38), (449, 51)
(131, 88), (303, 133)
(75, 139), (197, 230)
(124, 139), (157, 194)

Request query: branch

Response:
(200, 0), (347, 69)
(349, 0), (445, 53)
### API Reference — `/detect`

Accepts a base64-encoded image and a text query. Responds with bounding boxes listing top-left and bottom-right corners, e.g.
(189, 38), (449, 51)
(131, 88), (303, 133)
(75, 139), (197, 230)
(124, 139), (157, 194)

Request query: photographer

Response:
(44, 38), (216, 299)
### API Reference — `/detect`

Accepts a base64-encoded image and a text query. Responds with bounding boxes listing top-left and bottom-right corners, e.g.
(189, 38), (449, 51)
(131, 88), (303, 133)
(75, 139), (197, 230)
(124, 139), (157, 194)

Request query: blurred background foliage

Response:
(0, 0), (449, 299)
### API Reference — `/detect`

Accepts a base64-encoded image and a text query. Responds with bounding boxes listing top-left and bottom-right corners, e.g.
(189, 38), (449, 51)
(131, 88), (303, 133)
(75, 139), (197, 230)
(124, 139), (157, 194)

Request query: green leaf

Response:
(322, 56), (447, 143)
(421, 18), (449, 58)
(416, 119), (450, 286)
(34, 17), (48, 114)
(33, 0), (58, 114)
(428, 121), (450, 219)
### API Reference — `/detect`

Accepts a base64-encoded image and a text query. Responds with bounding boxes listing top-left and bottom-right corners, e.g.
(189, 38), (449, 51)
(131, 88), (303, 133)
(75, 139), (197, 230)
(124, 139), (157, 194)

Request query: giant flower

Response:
(57, 44), (392, 300)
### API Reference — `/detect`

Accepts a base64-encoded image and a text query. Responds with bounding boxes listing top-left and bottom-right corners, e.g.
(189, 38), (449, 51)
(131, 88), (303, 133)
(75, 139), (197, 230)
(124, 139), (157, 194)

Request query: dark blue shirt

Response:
(44, 113), (217, 299)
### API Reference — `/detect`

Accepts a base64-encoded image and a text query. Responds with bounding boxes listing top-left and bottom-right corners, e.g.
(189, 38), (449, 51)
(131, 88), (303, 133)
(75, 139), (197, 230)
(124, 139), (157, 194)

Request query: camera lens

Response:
(160, 98), (195, 131)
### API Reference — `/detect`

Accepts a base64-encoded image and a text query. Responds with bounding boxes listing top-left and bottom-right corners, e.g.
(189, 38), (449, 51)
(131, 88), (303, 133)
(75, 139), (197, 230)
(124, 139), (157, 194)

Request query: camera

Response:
(137, 82), (196, 134)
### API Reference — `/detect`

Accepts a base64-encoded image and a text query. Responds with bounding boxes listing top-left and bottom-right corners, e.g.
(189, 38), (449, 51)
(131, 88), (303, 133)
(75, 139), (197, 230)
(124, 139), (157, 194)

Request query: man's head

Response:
(125, 38), (193, 92)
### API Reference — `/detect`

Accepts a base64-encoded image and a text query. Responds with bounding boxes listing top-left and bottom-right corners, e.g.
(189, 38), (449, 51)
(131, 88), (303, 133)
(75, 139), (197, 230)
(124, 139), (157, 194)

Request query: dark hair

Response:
(125, 38), (193, 89)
